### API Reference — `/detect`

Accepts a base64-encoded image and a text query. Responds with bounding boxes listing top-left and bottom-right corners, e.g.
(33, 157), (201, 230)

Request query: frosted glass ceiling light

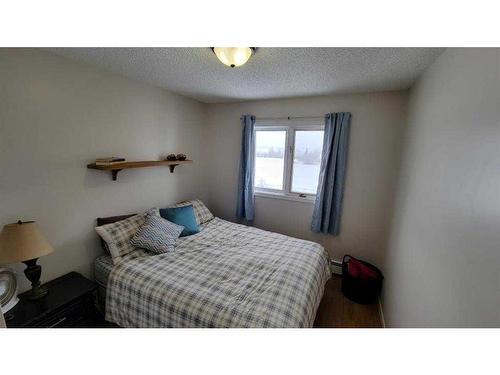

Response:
(212, 47), (255, 68)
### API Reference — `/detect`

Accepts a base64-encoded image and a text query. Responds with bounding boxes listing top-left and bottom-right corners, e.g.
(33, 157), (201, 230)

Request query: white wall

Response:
(206, 92), (408, 264)
(0, 49), (208, 292)
(6, 48), (497, 328)
(382, 48), (500, 327)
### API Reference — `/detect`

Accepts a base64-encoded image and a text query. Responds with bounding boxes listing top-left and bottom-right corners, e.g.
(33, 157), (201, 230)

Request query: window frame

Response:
(253, 120), (324, 203)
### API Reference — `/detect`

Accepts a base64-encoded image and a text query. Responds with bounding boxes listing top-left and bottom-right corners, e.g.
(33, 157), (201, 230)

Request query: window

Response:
(254, 123), (324, 201)
(291, 130), (324, 194)
(255, 130), (286, 190)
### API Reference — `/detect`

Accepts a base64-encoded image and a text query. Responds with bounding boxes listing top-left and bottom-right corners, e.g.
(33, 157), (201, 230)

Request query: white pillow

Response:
(95, 213), (146, 264)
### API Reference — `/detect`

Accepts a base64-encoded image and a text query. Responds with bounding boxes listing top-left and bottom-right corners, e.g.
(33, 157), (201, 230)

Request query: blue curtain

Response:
(236, 114), (256, 221)
(311, 112), (351, 235)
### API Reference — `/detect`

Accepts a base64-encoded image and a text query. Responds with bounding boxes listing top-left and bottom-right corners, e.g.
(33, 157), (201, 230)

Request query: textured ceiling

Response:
(48, 48), (444, 103)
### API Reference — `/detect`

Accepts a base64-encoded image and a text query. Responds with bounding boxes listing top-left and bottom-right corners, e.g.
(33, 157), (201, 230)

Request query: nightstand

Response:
(5, 272), (98, 328)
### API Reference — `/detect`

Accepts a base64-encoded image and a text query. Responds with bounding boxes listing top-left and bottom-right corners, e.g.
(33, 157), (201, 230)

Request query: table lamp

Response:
(0, 221), (54, 300)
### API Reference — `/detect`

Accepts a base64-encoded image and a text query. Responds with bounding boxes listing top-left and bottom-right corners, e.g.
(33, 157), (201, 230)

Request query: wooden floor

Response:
(314, 275), (382, 328)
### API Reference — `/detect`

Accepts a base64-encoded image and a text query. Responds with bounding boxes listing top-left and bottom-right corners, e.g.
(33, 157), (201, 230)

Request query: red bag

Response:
(347, 256), (379, 280)
(342, 255), (383, 304)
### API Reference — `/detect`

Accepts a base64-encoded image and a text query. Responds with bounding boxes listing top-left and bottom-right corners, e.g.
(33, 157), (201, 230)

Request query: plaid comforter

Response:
(106, 218), (331, 328)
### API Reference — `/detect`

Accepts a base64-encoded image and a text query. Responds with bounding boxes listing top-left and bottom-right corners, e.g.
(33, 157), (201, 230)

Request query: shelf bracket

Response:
(169, 165), (177, 173)
(111, 169), (122, 181)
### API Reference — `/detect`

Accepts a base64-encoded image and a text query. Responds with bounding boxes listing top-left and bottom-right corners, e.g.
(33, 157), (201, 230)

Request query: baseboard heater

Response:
(330, 259), (343, 275)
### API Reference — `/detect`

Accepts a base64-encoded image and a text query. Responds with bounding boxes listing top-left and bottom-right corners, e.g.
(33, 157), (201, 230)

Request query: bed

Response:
(94, 217), (330, 328)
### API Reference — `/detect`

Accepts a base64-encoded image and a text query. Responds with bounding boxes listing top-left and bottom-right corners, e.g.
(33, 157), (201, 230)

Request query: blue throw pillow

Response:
(160, 204), (199, 237)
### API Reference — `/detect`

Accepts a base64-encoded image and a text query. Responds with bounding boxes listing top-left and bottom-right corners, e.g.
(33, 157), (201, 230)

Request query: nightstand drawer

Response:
(30, 296), (94, 328)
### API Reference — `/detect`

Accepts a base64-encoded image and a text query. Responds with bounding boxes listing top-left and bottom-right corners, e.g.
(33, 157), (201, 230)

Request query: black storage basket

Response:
(341, 255), (383, 304)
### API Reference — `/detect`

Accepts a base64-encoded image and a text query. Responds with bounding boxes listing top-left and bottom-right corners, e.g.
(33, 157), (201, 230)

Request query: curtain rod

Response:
(256, 115), (324, 121)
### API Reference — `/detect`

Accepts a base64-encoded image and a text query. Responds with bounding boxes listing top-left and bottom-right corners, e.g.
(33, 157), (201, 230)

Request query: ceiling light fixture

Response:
(212, 47), (255, 68)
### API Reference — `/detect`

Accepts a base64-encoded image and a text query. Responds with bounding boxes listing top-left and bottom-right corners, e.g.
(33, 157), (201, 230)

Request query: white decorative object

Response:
(0, 308), (6, 328)
(0, 267), (19, 314)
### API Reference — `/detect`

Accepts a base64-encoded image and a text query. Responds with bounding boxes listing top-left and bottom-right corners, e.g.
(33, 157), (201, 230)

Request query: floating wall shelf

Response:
(87, 160), (193, 181)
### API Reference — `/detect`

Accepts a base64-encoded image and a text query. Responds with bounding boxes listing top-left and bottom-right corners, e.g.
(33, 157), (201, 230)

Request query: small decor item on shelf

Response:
(176, 153), (187, 161)
(95, 157), (125, 166)
(166, 154), (177, 161)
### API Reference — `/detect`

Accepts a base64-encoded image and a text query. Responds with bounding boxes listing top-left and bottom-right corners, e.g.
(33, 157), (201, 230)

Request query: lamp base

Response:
(22, 258), (48, 300)
(24, 285), (48, 300)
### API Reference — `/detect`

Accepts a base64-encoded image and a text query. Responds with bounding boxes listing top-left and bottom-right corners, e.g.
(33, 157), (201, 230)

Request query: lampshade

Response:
(212, 47), (254, 68)
(0, 221), (53, 264)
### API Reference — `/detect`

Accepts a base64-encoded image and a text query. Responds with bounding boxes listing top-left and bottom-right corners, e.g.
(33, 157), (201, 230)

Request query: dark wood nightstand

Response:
(5, 272), (98, 328)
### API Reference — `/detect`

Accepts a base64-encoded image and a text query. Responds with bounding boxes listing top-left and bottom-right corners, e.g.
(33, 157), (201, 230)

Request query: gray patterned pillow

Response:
(130, 213), (184, 254)
(95, 213), (146, 264)
(173, 199), (214, 225)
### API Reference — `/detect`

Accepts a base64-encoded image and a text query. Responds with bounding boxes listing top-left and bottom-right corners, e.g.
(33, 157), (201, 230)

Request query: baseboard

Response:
(378, 298), (386, 328)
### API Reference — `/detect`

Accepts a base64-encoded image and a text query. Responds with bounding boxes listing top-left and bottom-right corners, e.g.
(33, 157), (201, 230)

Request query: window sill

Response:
(254, 191), (316, 204)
